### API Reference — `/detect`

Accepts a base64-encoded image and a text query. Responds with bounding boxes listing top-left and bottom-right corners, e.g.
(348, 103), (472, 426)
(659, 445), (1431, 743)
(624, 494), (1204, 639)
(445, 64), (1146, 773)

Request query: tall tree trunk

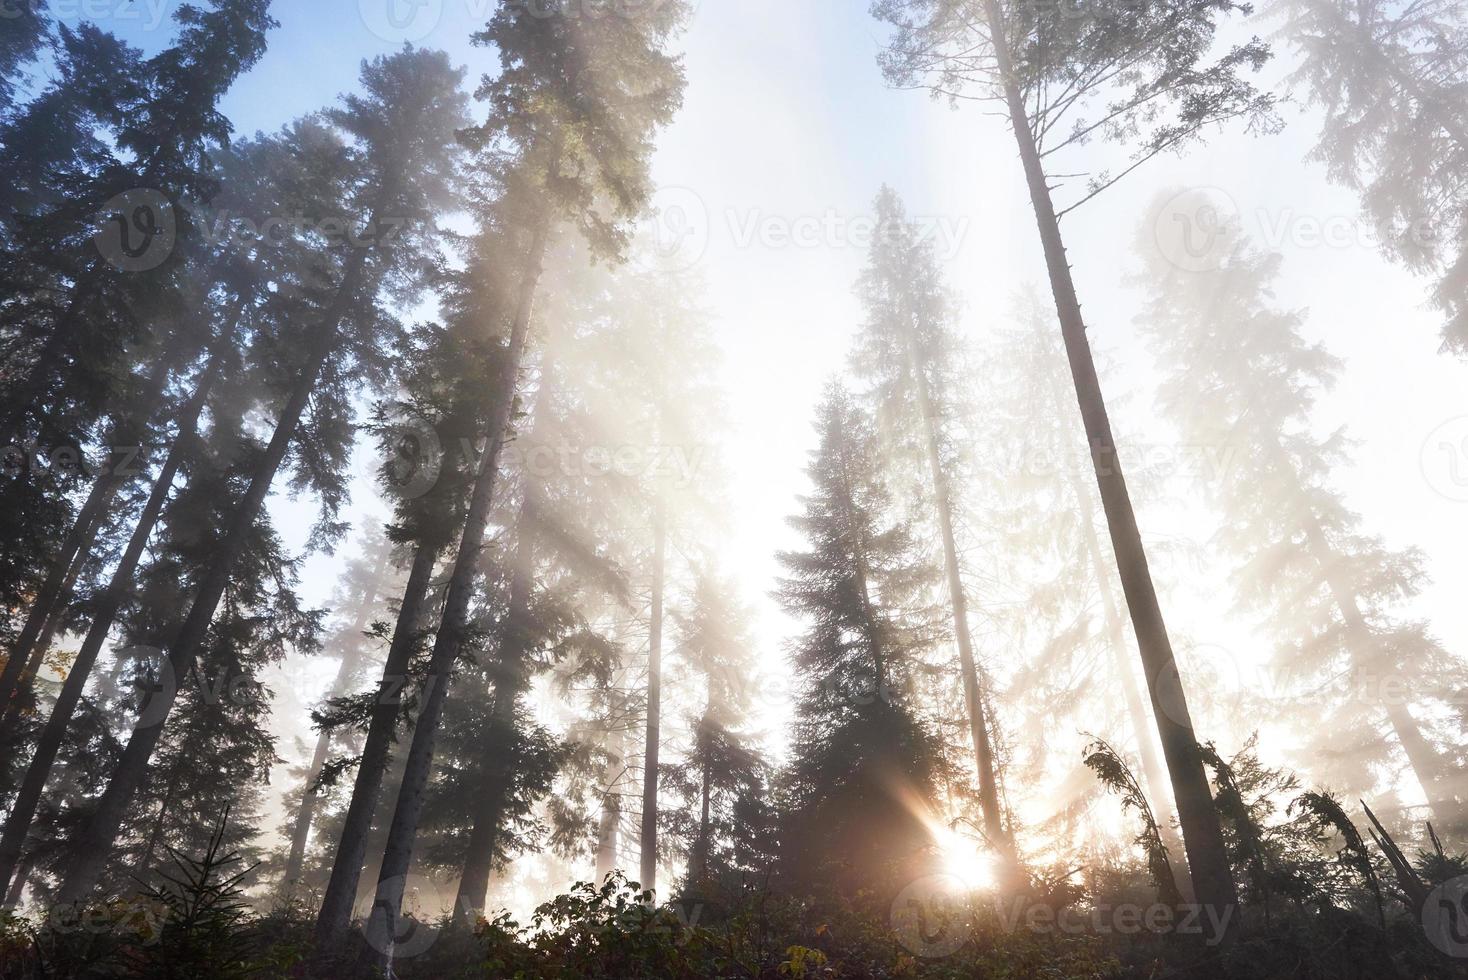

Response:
(0, 354), (177, 725)
(691, 749), (711, 888)
(1067, 467), (1183, 852)
(135, 758), (184, 878)
(902, 332), (1006, 846)
(282, 546), (392, 897)
(0, 350), (223, 892)
(313, 538), (440, 945)
(978, 0), (1237, 919)
(56, 248), (373, 904)
(363, 221), (550, 966)
(639, 497), (666, 895)
(0, 475), (108, 716)
(594, 715), (625, 884)
(2, 854), (31, 910)
(1299, 512), (1458, 817)
(453, 511), (537, 925)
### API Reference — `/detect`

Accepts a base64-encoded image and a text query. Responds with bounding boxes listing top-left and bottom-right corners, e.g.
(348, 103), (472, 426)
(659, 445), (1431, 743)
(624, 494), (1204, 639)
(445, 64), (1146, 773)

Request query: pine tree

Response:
(0, 121), (336, 895)
(663, 571), (765, 896)
(777, 384), (947, 896)
(0, 2), (278, 726)
(0, 0), (48, 116)
(1275, 0), (1468, 351)
(873, 0), (1280, 916)
(55, 46), (468, 904)
(307, 202), (520, 947)
(1135, 196), (1468, 826)
(279, 532), (395, 897)
(848, 185), (1008, 851)
(977, 293), (1183, 862)
(360, 1), (688, 961)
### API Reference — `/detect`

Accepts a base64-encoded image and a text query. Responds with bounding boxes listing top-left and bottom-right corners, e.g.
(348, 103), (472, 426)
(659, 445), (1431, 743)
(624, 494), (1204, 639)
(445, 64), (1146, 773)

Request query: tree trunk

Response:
(0, 354), (176, 726)
(691, 751), (711, 888)
(56, 249), (370, 904)
(1299, 511), (1458, 817)
(453, 512), (537, 925)
(0, 474), (108, 715)
(594, 717), (625, 885)
(0, 350), (222, 892)
(2, 854), (32, 910)
(903, 331), (1007, 846)
(363, 221), (549, 966)
(282, 546), (392, 897)
(978, 0), (1237, 921)
(135, 758), (183, 878)
(313, 538), (440, 945)
(1068, 467), (1183, 852)
(639, 497), (666, 896)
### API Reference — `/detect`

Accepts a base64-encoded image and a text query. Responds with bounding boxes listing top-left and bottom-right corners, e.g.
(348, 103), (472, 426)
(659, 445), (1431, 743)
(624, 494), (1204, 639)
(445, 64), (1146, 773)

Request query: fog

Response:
(2, 0), (1466, 975)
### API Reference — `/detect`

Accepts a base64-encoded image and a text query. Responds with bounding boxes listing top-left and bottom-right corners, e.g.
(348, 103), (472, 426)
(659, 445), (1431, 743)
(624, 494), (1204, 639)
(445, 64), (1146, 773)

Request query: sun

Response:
(935, 827), (995, 891)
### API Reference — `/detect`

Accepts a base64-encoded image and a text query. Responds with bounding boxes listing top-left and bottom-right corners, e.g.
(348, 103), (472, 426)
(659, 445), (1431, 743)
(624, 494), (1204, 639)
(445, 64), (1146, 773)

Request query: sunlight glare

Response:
(936, 828), (994, 891)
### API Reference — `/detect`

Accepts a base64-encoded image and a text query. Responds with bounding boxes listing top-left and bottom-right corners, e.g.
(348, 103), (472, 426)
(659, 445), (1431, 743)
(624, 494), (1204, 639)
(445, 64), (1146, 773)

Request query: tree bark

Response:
(1067, 466), (1183, 854)
(594, 716), (625, 885)
(0, 354), (176, 726)
(690, 748), (711, 888)
(453, 512), (537, 925)
(282, 545), (392, 897)
(363, 220), (549, 966)
(639, 496), (666, 896)
(0, 472), (109, 716)
(56, 247), (372, 904)
(313, 538), (440, 945)
(2, 854), (31, 910)
(978, 0), (1237, 921)
(902, 329), (1006, 846)
(0, 349), (223, 892)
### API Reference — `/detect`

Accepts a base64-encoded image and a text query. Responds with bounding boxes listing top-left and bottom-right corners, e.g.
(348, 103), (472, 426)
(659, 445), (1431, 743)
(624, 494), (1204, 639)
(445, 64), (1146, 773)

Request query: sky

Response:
(35, 0), (1468, 870)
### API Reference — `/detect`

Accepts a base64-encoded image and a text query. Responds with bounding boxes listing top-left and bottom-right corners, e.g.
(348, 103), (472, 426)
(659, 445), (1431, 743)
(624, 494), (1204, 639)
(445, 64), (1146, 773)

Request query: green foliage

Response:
(1083, 737), (1181, 905)
(127, 810), (257, 979)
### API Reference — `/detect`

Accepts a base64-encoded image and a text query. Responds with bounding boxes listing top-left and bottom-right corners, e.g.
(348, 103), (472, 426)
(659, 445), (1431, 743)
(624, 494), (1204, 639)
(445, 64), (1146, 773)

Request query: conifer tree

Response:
(55, 47), (467, 904)
(0, 120), (343, 894)
(1136, 199), (1468, 824)
(308, 201), (522, 946)
(280, 533), (395, 896)
(873, 0), (1279, 914)
(1275, 0), (1468, 350)
(777, 384), (947, 895)
(849, 185), (1007, 848)
(663, 571), (764, 894)
(0, 2), (276, 724)
(360, 2), (687, 960)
